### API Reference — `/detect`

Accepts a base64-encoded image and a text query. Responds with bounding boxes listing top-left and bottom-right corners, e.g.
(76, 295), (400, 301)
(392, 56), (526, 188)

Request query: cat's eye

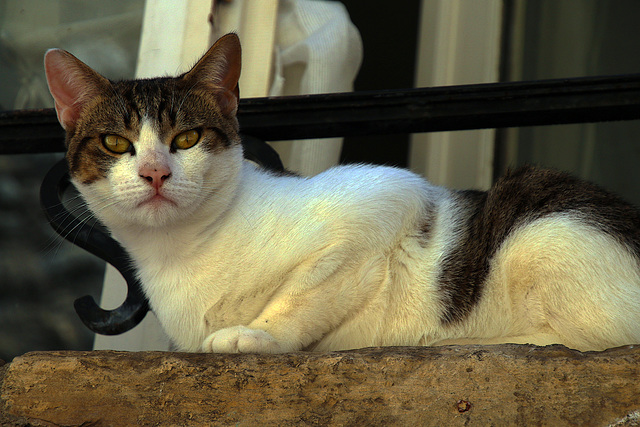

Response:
(102, 134), (132, 154)
(172, 129), (201, 150)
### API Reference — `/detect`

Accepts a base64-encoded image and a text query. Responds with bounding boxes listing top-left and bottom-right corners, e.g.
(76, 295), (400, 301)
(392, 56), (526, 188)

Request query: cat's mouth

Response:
(138, 193), (176, 208)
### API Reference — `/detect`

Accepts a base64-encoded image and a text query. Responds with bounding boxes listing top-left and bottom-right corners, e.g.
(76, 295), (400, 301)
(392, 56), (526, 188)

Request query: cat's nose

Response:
(139, 166), (172, 190)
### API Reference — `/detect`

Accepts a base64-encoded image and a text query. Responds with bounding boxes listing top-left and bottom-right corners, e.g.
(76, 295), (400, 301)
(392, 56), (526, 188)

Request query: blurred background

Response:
(2, 0), (640, 361)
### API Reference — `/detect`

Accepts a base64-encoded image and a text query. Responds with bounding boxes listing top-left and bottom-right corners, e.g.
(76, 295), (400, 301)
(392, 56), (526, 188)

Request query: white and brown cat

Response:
(44, 33), (640, 353)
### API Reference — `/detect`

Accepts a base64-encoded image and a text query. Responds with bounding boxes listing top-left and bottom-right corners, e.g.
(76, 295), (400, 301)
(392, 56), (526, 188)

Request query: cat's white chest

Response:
(133, 235), (277, 351)
(136, 258), (211, 351)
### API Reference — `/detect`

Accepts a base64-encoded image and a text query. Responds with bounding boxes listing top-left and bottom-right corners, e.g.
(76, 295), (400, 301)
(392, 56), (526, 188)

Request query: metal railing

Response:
(3, 74), (640, 154)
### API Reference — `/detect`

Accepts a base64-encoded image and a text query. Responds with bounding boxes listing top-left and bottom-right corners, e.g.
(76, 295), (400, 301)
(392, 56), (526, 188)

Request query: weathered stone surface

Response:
(1, 345), (640, 426)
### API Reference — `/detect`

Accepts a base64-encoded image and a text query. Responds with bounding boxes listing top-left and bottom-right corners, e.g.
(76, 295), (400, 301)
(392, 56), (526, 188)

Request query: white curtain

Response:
(268, 0), (362, 175)
(214, 0), (362, 176)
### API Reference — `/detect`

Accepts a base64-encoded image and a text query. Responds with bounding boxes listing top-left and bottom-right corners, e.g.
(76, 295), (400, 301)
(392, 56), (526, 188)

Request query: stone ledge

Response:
(1, 345), (640, 426)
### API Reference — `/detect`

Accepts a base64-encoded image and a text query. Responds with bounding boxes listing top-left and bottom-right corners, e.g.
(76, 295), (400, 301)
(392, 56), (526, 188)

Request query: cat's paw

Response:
(203, 326), (288, 353)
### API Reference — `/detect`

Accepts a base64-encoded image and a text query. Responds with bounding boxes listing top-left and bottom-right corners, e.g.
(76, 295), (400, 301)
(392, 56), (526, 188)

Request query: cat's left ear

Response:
(184, 33), (241, 115)
(44, 49), (110, 132)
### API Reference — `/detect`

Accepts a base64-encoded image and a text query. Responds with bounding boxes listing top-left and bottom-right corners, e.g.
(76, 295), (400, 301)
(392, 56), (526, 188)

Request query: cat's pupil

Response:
(103, 134), (131, 154)
(173, 129), (200, 150)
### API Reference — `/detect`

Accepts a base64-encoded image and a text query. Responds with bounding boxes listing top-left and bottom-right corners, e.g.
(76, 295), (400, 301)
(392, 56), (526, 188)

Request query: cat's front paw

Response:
(203, 326), (288, 353)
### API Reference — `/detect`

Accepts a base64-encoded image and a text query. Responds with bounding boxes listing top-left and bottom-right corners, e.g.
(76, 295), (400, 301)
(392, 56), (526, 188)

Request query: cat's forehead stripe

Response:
(115, 78), (172, 127)
(138, 119), (159, 149)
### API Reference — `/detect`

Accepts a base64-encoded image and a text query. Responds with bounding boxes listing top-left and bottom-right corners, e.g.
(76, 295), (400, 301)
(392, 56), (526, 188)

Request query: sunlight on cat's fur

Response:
(44, 34), (640, 353)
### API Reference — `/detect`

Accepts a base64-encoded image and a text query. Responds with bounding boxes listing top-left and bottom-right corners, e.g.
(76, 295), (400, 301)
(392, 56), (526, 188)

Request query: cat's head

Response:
(44, 33), (243, 230)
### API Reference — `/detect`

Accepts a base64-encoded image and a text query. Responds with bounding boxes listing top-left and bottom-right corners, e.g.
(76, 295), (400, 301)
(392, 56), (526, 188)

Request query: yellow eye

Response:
(173, 129), (200, 150)
(102, 134), (132, 154)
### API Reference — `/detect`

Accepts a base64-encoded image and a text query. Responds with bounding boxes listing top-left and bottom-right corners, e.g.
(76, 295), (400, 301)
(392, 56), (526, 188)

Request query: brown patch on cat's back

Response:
(417, 202), (438, 248)
(436, 165), (640, 325)
(437, 190), (489, 324)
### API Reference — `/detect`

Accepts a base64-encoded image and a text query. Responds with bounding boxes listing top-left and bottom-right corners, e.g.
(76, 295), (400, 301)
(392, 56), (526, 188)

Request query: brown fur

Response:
(438, 165), (640, 324)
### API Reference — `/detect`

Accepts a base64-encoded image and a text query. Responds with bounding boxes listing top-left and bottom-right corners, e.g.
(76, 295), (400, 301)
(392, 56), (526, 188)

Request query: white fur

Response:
(433, 215), (640, 351)
(75, 124), (640, 353)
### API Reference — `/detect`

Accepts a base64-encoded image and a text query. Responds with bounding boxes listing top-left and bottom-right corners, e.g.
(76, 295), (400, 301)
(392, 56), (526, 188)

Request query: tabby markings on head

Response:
(44, 34), (242, 186)
(66, 76), (238, 185)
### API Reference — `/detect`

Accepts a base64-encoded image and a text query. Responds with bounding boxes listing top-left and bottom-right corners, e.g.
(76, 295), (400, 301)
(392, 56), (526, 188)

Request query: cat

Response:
(44, 33), (640, 353)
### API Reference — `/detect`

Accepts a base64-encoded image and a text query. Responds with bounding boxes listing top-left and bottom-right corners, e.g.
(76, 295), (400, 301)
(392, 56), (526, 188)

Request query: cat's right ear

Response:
(44, 49), (109, 132)
(183, 33), (242, 115)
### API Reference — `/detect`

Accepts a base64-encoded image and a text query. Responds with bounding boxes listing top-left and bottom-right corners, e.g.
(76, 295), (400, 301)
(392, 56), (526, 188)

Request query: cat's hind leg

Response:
(502, 216), (640, 351)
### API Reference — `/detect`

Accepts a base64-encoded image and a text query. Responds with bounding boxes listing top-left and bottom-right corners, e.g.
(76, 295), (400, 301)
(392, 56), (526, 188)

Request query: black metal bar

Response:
(4, 74), (640, 154)
(0, 109), (66, 154)
(39, 158), (150, 335)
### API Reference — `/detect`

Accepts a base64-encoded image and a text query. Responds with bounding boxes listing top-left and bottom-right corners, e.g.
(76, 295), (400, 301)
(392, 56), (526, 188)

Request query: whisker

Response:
(42, 207), (98, 257)
(48, 194), (119, 248)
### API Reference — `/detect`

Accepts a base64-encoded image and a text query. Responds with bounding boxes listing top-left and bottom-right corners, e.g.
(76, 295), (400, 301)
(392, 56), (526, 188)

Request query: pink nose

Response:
(139, 166), (171, 190)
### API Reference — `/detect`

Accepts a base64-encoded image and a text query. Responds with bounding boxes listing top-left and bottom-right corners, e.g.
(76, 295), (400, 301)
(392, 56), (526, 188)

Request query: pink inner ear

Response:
(52, 97), (81, 131)
(44, 49), (97, 131)
(232, 83), (239, 100)
(216, 89), (238, 116)
(216, 46), (241, 94)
